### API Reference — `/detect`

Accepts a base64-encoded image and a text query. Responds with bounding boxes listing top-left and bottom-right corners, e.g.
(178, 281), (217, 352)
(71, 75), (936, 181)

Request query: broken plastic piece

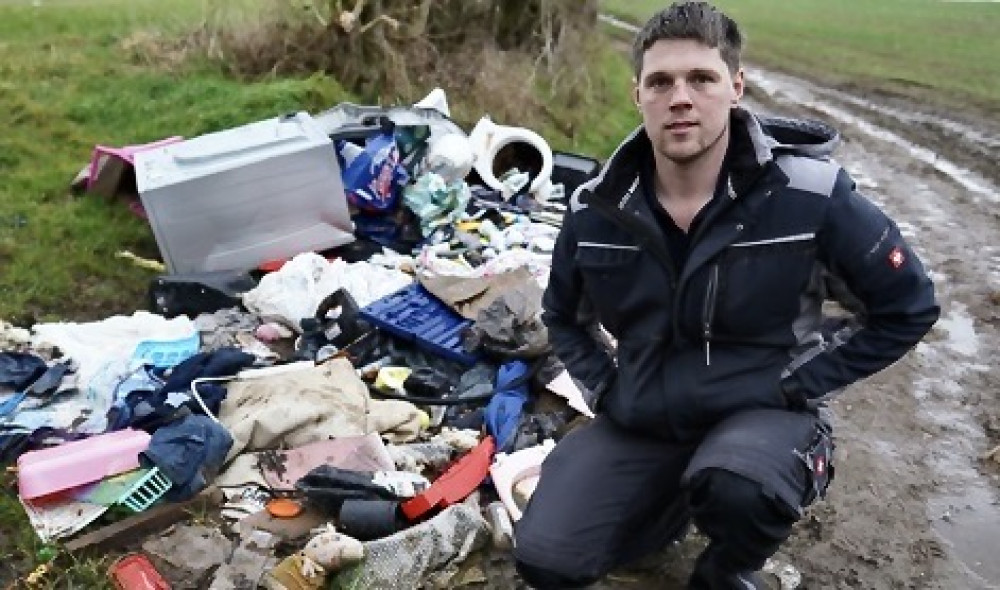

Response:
(359, 284), (479, 365)
(18, 429), (151, 500)
(489, 439), (556, 522)
(117, 467), (172, 513)
(267, 498), (304, 519)
(400, 436), (495, 521)
(108, 553), (171, 590)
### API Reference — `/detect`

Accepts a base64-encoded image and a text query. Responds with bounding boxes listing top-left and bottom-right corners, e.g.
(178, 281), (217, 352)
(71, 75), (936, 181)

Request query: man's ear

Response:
(632, 78), (641, 109)
(732, 68), (745, 105)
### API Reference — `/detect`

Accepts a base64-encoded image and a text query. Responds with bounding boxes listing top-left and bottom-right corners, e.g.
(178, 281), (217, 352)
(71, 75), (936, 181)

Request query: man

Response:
(513, 2), (940, 589)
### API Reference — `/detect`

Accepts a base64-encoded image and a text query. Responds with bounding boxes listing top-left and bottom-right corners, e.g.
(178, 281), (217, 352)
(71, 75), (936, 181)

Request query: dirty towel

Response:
(217, 359), (422, 483)
(217, 433), (395, 490)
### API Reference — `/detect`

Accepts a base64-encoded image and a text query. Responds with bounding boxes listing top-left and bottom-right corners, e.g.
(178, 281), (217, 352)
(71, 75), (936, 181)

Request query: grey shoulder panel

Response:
(776, 154), (841, 198)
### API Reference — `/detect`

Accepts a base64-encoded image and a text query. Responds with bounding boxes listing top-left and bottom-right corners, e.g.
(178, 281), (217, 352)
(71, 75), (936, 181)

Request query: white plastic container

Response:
(134, 112), (355, 274)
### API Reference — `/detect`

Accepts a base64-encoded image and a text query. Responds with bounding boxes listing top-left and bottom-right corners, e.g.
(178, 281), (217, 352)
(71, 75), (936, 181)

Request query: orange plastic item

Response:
(401, 436), (495, 521)
(108, 554), (170, 590)
(267, 498), (304, 519)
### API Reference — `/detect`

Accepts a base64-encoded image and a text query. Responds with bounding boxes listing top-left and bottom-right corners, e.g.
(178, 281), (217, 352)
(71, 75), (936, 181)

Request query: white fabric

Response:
(31, 311), (196, 394)
(241, 252), (413, 332)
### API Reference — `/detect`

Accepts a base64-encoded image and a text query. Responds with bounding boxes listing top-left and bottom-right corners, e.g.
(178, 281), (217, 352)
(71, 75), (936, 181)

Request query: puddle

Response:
(936, 304), (980, 357)
(916, 318), (1000, 589)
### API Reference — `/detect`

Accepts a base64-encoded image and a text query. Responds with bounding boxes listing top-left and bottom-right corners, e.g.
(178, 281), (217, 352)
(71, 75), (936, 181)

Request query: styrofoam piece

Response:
(134, 111), (355, 274)
(17, 429), (151, 500)
(488, 439), (556, 522)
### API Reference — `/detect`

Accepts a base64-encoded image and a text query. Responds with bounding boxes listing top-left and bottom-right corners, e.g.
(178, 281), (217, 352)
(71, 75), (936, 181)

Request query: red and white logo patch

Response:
(814, 455), (826, 476)
(888, 247), (905, 269)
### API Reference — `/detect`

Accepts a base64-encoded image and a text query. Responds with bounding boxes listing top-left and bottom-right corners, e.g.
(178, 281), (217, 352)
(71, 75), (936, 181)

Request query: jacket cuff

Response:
(779, 377), (809, 411)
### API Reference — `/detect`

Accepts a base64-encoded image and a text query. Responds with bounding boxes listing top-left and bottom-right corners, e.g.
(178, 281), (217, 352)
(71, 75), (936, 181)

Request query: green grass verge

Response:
(601, 0), (1000, 118)
(0, 0), (638, 325)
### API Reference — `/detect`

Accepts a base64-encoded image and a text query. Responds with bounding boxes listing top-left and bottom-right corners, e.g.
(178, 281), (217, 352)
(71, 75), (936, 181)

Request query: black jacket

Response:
(543, 108), (940, 442)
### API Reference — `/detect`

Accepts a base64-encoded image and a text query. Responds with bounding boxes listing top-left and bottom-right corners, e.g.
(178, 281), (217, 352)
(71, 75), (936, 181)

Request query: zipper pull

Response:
(704, 339), (711, 366)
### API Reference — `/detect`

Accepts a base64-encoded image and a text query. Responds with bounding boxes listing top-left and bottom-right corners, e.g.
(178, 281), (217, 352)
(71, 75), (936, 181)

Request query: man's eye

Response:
(649, 77), (672, 90)
(691, 74), (713, 85)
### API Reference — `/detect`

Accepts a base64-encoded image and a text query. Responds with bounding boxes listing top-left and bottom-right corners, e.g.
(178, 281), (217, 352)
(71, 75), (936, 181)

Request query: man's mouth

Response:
(666, 121), (698, 130)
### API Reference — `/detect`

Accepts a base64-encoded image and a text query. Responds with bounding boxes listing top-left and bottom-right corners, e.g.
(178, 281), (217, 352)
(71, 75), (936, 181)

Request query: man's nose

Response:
(669, 82), (693, 109)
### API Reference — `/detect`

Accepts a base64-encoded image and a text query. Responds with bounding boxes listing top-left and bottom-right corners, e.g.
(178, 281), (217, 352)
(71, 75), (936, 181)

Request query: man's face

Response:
(634, 39), (744, 165)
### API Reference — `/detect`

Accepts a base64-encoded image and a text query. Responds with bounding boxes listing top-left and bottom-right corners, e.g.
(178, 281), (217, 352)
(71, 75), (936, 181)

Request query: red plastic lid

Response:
(108, 554), (170, 590)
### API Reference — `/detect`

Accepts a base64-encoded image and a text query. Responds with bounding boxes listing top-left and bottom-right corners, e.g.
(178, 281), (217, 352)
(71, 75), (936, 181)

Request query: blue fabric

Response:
(0, 352), (46, 391)
(142, 414), (233, 501)
(109, 348), (254, 432)
(485, 360), (530, 453)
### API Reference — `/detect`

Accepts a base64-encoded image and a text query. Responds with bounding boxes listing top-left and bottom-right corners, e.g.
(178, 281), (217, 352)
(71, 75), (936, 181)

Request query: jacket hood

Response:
(742, 109), (840, 164)
(577, 107), (840, 207)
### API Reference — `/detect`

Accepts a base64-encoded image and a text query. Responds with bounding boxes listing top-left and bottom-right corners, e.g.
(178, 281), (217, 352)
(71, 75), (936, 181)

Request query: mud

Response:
(741, 73), (1000, 588)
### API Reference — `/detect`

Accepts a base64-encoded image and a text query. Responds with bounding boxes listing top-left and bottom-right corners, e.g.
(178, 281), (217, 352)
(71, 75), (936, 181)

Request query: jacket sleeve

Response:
(782, 170), (940, 401)
(541, 209), (617, 402)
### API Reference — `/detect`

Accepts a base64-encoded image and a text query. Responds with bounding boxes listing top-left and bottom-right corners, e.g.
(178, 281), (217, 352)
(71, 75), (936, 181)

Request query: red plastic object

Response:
(108, 554), (171, 590)
(401, 436), (495, 521)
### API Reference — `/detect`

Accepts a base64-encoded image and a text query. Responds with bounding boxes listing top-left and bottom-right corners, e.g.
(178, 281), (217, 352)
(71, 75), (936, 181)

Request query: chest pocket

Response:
(575, 242), (642, 327)
(714, 234), (817, 335)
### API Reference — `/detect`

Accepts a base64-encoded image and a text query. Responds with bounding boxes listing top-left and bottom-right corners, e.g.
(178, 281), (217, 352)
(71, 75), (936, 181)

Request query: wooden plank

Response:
(64, 487), (223, 553)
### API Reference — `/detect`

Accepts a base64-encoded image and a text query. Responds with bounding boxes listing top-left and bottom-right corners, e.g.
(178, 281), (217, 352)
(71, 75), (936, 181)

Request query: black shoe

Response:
(688, 549), (778, 590)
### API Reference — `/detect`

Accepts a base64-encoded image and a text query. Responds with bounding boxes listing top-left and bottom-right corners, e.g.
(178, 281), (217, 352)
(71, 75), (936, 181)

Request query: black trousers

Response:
(513, 408), (831, 588)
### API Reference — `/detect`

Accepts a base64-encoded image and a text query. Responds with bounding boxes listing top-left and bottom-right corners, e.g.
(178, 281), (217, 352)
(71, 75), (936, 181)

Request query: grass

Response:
(0, 0), (638, 326)
(601, 0), (1000, 119)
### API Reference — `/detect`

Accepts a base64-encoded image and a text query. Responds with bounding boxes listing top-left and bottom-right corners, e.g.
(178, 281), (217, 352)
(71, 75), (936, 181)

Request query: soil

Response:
(478, 66), (1000, 589)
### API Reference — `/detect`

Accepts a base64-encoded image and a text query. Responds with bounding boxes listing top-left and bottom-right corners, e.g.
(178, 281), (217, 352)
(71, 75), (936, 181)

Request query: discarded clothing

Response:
(143, 414), (234, 501)
(485, 361), (530, 453)
(0, 352), (47, 391)
(31, 311), (196, 393)
(107, 349), (254, 432)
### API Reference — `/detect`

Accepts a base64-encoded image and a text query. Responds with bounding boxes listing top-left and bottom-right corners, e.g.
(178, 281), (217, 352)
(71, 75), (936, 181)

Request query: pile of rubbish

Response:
(3, 88), (604, 589)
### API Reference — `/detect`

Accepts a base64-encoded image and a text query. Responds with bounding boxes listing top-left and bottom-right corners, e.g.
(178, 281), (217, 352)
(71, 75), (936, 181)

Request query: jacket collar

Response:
(579, 107), (839, 209)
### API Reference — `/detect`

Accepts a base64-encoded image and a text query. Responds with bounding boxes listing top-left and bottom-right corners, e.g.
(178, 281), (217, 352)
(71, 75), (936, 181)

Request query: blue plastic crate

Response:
(360, 284), (479, 365)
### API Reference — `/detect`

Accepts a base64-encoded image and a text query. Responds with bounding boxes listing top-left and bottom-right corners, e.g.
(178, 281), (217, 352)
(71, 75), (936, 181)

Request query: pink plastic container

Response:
(17, 429), (152, 500)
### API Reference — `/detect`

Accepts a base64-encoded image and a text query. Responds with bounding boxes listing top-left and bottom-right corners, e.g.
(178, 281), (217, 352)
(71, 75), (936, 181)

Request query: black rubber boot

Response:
(687, 546), (778, 590)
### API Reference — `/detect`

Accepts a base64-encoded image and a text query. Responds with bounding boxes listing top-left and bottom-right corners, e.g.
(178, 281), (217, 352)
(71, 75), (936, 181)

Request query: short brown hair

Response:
(631, 2), (743, 77)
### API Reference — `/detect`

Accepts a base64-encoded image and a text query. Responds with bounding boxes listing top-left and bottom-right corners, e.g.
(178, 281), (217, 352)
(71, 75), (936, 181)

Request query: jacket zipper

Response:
(702, 264), (720, 365)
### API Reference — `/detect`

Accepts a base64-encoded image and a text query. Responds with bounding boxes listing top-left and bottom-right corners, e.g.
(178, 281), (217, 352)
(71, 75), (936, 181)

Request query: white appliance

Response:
(135, 112), (354, 274)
